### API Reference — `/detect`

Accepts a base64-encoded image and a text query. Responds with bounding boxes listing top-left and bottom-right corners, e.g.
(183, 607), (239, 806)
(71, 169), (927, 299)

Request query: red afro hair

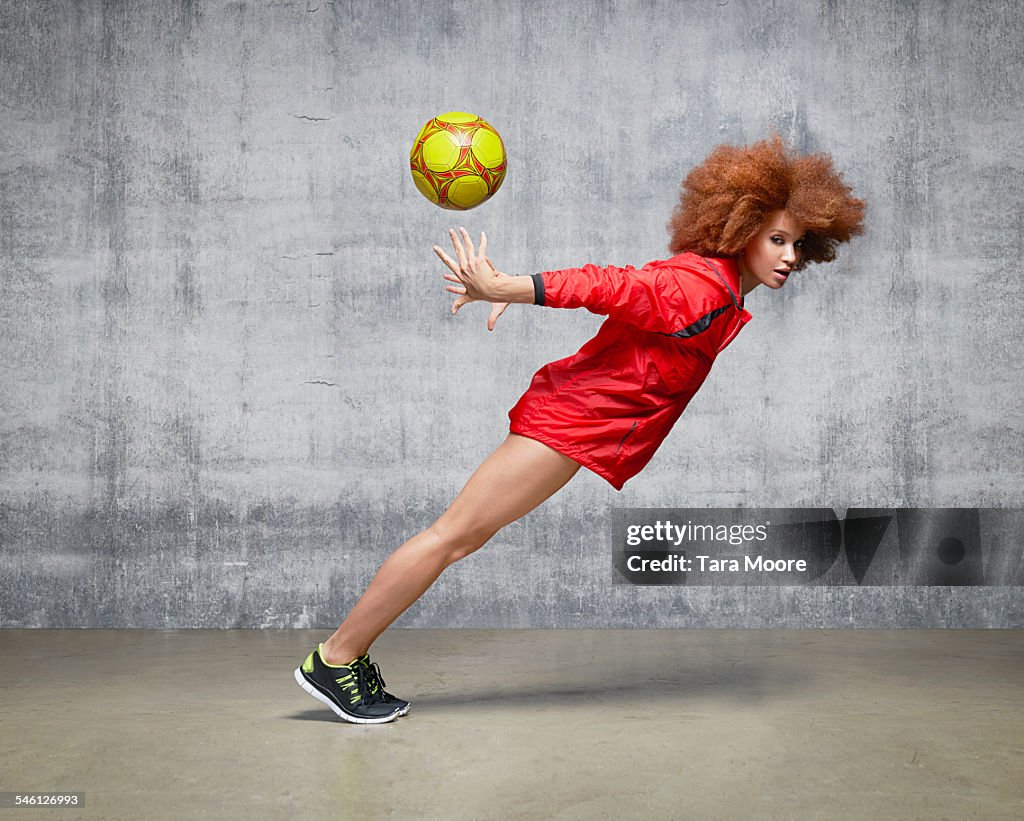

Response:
(667, 135), (865, 270)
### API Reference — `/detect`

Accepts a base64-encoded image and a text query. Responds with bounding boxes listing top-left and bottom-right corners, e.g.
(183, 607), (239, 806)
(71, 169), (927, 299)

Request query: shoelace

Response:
(365, 660), (388, 695)
(336, 664), (385, 706)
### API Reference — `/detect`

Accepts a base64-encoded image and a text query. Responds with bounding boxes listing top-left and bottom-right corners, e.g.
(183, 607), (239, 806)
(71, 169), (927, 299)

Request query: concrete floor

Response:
(0, 630), (1022, 820)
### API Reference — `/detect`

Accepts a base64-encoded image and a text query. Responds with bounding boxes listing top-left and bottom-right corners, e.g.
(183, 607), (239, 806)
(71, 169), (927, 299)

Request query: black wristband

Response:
(530, 273), (546, 306)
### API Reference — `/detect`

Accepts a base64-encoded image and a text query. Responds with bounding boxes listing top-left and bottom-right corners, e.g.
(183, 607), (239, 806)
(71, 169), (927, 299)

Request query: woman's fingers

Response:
(487, 300), (508, 332)
(447, 227), (490, 273)
(459, 226), (476, 260)
(433, 244), (461, 276)
(449, 228), (467, 270)
(442, 229), (492, 308)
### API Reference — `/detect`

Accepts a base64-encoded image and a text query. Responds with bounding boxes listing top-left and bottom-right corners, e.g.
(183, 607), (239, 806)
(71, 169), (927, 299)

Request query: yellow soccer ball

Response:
(409, 112), (507, 210)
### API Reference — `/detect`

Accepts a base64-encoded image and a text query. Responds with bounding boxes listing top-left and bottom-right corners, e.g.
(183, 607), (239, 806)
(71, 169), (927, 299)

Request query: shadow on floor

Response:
(287, 653), (814, 721)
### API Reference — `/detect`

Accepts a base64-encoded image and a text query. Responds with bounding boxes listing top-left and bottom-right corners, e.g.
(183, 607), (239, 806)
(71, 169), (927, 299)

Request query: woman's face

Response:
(738, 210), (806, 294)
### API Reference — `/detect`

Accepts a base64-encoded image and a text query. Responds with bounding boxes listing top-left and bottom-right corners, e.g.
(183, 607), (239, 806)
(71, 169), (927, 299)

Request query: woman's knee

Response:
(426, 520), (496, 565)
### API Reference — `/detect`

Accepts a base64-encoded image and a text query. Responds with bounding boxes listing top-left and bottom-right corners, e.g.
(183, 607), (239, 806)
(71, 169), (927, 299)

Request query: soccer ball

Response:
(409, 112), (507, 210)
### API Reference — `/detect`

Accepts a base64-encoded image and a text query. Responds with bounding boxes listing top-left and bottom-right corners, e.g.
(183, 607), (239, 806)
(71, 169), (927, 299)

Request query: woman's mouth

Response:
(773, 269), (791, 282)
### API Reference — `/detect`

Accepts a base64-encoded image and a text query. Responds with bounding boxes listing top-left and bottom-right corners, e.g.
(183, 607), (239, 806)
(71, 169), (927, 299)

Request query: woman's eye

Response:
(771, 236), (783, 244)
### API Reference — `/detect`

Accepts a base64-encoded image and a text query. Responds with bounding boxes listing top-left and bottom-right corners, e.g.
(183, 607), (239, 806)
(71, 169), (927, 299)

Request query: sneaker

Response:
(356, 654), (411, 716)
(294, 644), (402, 724)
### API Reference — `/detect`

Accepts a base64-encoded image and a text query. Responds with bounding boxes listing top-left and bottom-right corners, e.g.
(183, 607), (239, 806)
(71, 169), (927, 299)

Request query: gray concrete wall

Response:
(1, 0), (1021, 628)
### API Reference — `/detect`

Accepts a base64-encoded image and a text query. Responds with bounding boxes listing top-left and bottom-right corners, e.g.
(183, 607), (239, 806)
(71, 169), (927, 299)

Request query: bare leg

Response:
(321, 434), (581, 665)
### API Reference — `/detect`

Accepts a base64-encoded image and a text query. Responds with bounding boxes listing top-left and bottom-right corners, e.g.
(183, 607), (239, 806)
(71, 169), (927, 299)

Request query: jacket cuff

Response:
(530, 273), (546, 306)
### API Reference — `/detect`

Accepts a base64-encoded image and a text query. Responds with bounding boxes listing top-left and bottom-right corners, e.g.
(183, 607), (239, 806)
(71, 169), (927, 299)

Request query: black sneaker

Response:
(294, 644), (401, 724)
(356, 654), (411, 716)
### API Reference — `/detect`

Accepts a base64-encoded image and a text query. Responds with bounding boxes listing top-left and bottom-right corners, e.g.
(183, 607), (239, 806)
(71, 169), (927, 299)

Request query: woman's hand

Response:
(433, 227), (510, 331)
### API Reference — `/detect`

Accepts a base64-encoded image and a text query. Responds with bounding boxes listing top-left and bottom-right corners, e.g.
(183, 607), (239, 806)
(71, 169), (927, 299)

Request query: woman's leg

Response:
(321, 433), (581, 665)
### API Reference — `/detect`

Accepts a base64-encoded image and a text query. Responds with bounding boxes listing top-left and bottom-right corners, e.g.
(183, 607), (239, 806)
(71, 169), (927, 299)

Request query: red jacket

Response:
(508, 252), (751, 490)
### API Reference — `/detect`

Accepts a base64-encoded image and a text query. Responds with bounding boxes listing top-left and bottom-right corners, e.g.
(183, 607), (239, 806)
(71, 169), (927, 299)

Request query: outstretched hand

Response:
(433, 227), (510, 332)
(452, 282), (509, 332)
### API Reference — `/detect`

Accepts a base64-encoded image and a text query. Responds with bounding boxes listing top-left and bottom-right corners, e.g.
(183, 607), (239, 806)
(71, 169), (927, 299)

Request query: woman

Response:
(294, 135), (865, 723)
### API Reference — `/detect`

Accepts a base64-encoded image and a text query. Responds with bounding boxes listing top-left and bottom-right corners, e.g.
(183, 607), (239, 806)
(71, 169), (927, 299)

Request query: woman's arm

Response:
(489, 275), (535, 304)
(435, 228), (717, 335)
(531, 262), (733, 336)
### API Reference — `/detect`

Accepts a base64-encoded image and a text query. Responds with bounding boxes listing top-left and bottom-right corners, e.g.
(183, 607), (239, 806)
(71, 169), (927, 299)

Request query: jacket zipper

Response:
(615, 420), (639, 455)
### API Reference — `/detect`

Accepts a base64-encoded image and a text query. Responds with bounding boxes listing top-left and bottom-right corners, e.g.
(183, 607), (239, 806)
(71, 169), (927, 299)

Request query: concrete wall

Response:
(1, 0), (1021, 628)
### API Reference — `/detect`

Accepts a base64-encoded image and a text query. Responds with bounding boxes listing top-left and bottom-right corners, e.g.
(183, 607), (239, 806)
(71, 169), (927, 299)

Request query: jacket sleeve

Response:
(531, 262), (712, 334)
